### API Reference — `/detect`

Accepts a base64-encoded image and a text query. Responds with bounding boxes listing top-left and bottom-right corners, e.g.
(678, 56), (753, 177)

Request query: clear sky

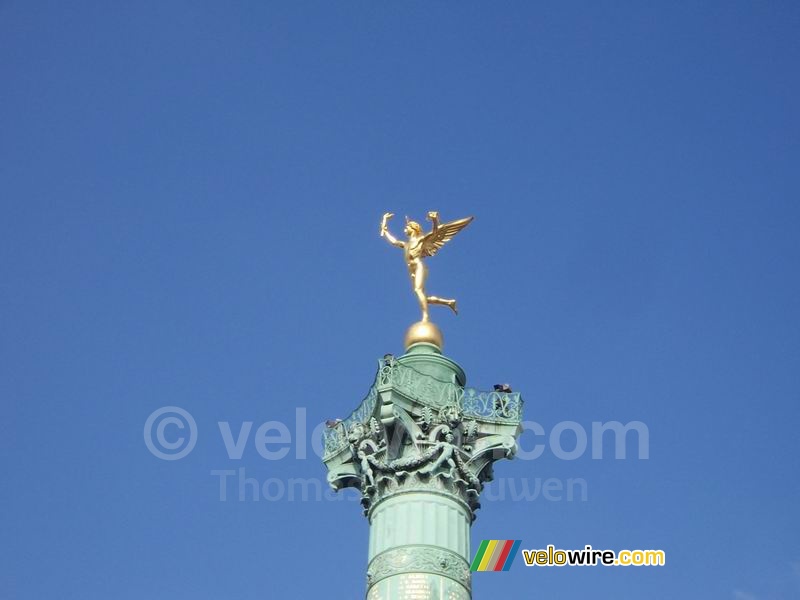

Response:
(1, 2), (798, 599)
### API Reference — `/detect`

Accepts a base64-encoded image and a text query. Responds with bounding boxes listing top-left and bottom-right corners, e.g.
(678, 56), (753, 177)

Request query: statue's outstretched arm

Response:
(380, 212), (404, 248)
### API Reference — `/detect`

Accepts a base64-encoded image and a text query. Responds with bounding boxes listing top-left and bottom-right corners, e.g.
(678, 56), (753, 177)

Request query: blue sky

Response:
(1, 2), (798, 599)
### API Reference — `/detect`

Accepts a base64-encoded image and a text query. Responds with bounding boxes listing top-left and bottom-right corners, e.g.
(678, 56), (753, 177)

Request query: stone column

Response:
(322, 327), (523, 600)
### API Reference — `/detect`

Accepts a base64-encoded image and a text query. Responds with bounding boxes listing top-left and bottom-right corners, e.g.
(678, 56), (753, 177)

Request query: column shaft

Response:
(367, 493), (471, 600)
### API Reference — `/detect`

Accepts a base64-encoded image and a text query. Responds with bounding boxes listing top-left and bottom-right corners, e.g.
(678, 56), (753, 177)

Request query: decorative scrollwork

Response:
(460, 387), (522, 422)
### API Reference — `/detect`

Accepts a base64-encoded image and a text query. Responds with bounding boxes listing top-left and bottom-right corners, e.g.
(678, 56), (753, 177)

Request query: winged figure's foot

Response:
(448, 300), (458, 315)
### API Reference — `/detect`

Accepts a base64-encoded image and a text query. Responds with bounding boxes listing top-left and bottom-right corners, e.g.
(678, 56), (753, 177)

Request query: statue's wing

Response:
(420, 216), (474, 258)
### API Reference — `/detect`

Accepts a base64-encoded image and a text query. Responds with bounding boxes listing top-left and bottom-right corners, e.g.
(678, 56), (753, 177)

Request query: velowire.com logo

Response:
(471, 541), (666, 572)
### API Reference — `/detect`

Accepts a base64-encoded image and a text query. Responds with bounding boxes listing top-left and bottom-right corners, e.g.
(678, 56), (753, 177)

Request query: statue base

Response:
(404, 321), (444, 351)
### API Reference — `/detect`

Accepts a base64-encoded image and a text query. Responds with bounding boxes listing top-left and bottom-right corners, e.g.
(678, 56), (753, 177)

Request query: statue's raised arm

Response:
(380, 212), (404, 248)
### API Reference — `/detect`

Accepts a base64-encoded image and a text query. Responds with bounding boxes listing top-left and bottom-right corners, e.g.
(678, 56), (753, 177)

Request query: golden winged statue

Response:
(380, 211), (474, 322)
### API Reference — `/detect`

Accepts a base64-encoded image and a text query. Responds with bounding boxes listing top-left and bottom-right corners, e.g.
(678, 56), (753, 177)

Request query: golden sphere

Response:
(404, 321), (444, 351)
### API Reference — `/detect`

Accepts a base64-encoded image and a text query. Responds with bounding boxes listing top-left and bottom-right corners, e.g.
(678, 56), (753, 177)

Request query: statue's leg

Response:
(413, 262), (429, 322)
(427, 296), (458, 315)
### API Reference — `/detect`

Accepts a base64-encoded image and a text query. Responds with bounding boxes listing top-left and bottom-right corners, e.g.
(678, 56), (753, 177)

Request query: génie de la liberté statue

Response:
(379, 211), (473, 332)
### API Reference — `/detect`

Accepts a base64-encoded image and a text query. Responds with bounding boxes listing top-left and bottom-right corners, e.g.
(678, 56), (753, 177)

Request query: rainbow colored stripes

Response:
(470, 540), (522, 572)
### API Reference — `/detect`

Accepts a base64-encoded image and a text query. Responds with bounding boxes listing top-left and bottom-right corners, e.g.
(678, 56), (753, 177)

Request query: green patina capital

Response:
(322, 346), (523, 520)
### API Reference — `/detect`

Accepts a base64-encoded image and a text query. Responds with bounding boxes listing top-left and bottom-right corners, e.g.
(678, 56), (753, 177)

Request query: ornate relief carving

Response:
(323, 358), (522, 458)
(366, 546), (471, 591)
(323, 357), (522, 520)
